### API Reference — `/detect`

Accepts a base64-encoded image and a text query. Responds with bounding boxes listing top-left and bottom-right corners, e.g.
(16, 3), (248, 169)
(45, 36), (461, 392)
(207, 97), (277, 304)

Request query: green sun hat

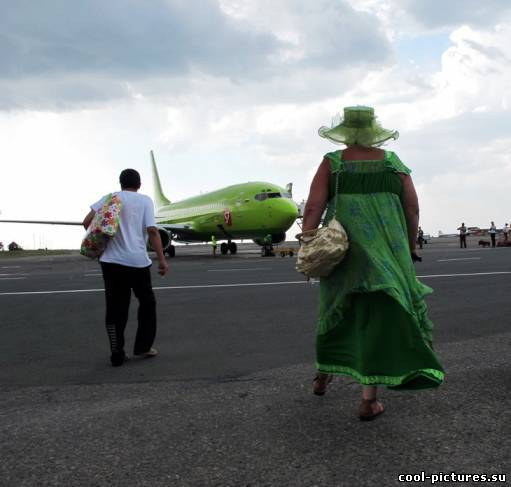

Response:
(318, 106), (399, 147)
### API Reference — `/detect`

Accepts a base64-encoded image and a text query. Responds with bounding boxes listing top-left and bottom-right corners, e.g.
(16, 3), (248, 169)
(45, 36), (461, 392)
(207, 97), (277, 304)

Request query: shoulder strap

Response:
(324, 150), (344, 173)
(384, 151), (412, 175)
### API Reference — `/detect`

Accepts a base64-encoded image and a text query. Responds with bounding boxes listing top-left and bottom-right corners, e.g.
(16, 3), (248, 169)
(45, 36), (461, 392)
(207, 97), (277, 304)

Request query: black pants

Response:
(100, 262), (156, 355)
(490, 233), (496, 247)
(460, 235), (467, 248)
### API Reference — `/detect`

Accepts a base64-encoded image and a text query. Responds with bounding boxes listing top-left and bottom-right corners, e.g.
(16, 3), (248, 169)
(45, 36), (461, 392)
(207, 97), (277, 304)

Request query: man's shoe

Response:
(134, 347), (158, 358)
(110, 350), (126, 367)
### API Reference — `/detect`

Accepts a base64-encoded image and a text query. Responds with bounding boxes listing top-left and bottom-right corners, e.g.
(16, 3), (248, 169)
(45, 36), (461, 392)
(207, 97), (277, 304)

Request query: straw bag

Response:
(295, 170), (349, 278)
(80, 193), (122, 259)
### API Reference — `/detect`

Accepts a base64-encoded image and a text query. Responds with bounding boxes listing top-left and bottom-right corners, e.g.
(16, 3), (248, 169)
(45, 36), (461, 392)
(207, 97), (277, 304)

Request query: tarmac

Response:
(0, 237), (510, 486)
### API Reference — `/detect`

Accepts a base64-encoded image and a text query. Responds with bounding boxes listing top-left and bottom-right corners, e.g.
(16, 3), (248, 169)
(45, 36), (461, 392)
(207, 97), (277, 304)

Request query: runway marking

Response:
(0, 281), (308, 296)
(437, 257), (481, 262)
(0, 277), (27, 281)
(418, 271), (511, 278)
(207, 268), (272, 272)
(0, 273), (30, 276)
(1, 266), (22, 269)
(84, 273), (103, 277)
(1, 272), (510, 296)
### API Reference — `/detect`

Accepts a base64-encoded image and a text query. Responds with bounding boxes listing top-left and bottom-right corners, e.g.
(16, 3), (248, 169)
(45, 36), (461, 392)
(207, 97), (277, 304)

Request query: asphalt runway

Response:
(1, 241), (510, 486)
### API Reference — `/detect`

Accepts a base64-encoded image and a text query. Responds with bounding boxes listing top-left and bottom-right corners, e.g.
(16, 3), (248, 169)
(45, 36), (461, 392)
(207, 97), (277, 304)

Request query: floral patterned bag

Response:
(80, 193), (122, 259)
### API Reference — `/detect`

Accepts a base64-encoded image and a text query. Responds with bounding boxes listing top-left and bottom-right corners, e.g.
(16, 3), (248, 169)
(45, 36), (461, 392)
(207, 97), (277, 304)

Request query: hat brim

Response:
(319, 122), (399, 147)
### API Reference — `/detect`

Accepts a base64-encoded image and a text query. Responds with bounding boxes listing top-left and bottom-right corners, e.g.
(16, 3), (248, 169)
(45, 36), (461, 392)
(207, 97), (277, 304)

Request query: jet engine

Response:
(147, 227), (172, 252)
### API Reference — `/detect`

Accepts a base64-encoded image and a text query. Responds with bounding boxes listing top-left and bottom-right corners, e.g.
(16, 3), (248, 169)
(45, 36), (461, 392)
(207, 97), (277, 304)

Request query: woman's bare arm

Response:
(399, 174), (419, 252)
(302, 158), (331, 232)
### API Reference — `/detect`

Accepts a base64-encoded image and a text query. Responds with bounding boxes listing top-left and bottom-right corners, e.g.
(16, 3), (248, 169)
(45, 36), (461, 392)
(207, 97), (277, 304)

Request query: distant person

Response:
(503, 223), (509, 243)
(458, 223), (467, 248)
(303, 106), (444, 421)
(211, 235), (217, 256)
(489, 221), (497, 248)
(82, 169), (168, 367)
(0, 241), (4, 251)
(261, 233), (274, 257)
(417, 226), (424, 249)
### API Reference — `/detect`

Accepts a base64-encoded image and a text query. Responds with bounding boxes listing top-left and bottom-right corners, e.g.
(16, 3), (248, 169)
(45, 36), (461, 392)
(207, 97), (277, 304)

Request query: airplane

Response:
(149, 151), (299, 256)
(0, 151), (300, 257)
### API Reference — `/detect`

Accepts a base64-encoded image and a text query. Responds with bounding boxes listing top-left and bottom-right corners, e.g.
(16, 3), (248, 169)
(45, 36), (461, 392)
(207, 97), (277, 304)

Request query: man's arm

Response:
(147, 226), (169, 276)
(82, 210), (95, 230)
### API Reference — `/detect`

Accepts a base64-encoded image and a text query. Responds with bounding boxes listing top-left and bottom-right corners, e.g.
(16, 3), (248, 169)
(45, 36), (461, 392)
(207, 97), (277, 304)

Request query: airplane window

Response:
(255, 192), (282, 200)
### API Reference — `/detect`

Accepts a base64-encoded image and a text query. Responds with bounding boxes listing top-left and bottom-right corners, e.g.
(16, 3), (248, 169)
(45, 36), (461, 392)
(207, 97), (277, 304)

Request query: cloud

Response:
(220, 0), (392, 68)
(402, 0), (511, 29)
(0, 0), (392, 110)
(0, 0), (279, 109)
(0, 0), (277, 78)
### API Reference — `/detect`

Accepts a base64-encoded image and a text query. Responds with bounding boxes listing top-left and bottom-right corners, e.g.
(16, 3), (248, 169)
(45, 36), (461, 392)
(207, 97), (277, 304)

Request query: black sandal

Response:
(358, 398), (385, 421)
(312, 374), (333, 396)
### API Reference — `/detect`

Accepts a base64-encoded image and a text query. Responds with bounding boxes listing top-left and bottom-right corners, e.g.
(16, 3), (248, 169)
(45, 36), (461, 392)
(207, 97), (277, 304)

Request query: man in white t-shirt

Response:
(82, 169), (168, 366)
(489, 221), (497, 248)
(458, 222), (467, 248)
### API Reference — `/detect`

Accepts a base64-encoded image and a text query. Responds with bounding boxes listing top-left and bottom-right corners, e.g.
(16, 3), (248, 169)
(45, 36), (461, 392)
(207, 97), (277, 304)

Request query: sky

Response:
(1, 0), (511, 249)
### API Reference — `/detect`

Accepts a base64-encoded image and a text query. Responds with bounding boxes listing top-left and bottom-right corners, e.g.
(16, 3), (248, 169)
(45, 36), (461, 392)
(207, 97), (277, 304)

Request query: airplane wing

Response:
(158, 222), (194, 231)
(0, 219), (82, 226)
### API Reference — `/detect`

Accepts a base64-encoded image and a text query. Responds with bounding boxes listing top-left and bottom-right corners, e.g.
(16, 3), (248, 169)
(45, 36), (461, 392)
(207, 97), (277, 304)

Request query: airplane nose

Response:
(272, 198), (299, 227)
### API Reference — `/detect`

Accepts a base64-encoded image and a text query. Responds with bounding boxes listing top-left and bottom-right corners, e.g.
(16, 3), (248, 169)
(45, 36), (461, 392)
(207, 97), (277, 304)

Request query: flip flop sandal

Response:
(312, 374), (333, 396)
(358, 398), (385, 421)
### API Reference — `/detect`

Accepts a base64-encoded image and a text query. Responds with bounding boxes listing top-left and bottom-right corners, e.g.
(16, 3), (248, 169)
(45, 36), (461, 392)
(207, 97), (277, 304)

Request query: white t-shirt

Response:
(91, 191), (156, 267)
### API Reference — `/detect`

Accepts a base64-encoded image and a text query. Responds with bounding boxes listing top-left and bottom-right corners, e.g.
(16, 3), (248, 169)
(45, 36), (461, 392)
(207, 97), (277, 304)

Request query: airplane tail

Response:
(285, 183), (293, 198)
(150, 150), (171, 209)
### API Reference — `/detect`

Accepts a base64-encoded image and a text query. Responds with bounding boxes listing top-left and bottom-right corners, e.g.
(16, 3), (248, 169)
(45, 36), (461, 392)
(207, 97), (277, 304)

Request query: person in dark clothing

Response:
(417, 226), (425, 249)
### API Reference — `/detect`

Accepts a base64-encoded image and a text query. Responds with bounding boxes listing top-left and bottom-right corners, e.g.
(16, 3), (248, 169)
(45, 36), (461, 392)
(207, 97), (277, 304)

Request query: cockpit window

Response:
(255, 192), (282, 201)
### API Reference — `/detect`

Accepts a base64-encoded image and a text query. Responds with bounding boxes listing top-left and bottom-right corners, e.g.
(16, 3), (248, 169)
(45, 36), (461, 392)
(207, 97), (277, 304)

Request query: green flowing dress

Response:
(316, 150), (444, 390)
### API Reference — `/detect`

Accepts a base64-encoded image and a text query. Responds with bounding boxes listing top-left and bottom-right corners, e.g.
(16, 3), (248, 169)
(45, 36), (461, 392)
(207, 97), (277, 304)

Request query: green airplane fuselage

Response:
(155, 181), (299, 242)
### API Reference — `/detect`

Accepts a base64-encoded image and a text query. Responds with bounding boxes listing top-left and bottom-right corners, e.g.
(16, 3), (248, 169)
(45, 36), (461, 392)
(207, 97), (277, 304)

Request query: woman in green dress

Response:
(302, 106), (444, 420)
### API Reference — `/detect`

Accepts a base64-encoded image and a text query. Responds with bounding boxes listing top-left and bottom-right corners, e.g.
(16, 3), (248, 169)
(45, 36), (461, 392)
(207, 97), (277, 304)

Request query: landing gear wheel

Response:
(220, 242), (229, 255)
(167, 245), (175, 258)
(228, 242), (237, 254)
